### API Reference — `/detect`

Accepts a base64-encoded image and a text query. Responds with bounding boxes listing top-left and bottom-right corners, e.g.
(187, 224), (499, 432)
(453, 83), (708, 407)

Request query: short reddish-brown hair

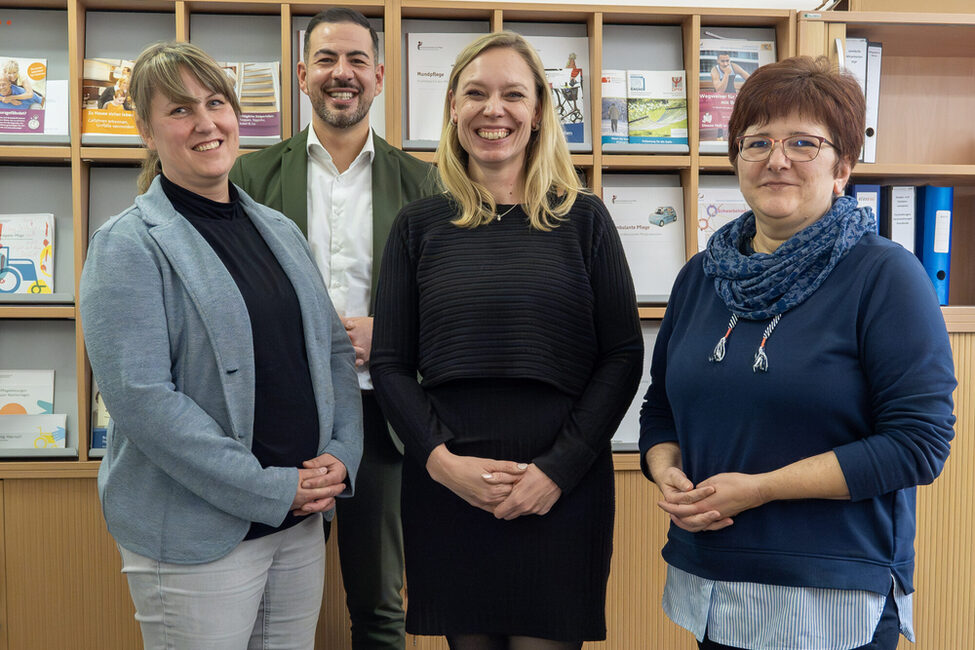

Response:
(727, 56), (864, 173)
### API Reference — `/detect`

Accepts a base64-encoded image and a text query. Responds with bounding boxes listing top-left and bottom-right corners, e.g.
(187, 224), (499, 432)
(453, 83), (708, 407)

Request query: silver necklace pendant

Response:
(496, 204), (518, 221)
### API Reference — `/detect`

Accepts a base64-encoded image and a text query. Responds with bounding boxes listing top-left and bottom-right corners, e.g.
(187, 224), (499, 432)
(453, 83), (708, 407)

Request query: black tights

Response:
(446, 634), (583, 650)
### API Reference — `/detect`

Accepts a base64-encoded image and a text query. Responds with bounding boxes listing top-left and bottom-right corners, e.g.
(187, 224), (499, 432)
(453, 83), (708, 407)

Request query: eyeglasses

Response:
(735, 134), (836, 162)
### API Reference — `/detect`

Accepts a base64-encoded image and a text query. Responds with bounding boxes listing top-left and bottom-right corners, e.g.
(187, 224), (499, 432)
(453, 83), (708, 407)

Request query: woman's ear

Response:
(448, 89), (457, 126)
(136, 119), (154, 151)
(833, 158), (853, 196)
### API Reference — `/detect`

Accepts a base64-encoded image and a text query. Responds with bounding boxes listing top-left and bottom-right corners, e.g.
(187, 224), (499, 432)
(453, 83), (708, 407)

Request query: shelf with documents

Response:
(1, 4), (973, 650)
(798, 11), (975, 307)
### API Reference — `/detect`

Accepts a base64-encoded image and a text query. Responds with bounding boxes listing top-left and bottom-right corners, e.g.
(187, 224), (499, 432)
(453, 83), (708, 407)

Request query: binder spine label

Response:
(934, 210), (951, 254)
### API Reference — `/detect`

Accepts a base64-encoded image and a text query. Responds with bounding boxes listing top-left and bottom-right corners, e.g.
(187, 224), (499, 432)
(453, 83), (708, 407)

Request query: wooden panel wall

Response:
(1, 479), (141, 649)
(2, 333), (971, 649)
(905, 332), (975, 649)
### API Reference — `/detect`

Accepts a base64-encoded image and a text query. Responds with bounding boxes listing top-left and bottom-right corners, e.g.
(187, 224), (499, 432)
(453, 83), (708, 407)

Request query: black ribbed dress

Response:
(371, 193), (643, 641)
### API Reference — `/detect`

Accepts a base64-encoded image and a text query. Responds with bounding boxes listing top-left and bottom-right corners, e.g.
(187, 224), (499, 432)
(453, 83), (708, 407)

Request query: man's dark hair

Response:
(303, 8), (380, 62)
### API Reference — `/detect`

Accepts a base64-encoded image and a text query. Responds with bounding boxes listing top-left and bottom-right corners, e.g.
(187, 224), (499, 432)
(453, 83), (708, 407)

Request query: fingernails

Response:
(318, 467), (328, 474)
(517, 463), (528, 470)
(482, 473), (493, 479)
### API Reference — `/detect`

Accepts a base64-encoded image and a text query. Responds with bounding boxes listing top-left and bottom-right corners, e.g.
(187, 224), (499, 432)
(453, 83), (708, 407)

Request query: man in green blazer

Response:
(230, 8), (436, 650)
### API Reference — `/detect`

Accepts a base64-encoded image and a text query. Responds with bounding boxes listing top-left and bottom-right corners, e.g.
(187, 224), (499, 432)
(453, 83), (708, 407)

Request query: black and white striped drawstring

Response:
(708, 314), (738, 362)
(751, 314), (781, 372)
(708, 312), (782, 373)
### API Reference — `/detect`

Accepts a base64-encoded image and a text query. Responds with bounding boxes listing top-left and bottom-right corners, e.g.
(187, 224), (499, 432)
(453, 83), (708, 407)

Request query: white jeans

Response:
(118, 513), (325, 650)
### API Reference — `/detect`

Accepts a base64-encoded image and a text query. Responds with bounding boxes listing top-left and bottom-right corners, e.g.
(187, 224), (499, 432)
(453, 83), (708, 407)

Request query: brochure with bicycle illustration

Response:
(0, 213), (55, 295)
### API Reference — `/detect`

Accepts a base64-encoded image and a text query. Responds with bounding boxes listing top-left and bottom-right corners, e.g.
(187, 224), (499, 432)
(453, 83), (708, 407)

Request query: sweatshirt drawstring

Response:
(709, 312), (782, 373)
(751, 314), (782, 373)
(708, 314), (739, 362)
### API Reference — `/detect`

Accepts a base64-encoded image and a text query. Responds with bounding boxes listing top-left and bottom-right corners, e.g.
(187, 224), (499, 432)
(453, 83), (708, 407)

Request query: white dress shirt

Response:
(306, 126), (375, 389)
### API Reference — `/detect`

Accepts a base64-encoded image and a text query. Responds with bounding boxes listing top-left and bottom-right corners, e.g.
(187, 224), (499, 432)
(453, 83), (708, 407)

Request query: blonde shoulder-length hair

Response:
(129, 41), (241, 194)
(436, 31), (585, 231)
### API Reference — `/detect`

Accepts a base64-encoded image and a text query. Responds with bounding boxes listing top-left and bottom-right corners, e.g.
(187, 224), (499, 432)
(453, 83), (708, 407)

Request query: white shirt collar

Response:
(306, 123), (375, 174)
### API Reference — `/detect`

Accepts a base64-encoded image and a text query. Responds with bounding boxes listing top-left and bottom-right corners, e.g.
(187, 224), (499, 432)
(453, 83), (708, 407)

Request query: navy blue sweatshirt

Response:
(639, 232), (956, 595)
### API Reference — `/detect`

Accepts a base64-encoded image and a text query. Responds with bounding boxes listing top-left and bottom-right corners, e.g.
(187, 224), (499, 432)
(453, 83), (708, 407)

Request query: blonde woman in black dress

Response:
(371, 31), (643, 650)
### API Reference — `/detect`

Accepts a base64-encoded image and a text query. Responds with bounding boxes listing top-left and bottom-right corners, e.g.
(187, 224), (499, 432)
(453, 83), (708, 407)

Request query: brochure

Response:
(220, 61), (281, 144)
(91, 390), (110, 450)
(0, 413), (66, 449)
(600, 70), (628, 145)
(697, 186), (748, 251)
(626, 70), (687, 149)
(603, 180), (686, 302)
(531, 35), (591, 150)
(0, 369), (54, 415)
(81, 58), (139, 145)
(406, 32), (484, 144)
(546, 67), (585, 144)
(0, 213), (55, 295)
(0, 56), (47, 136)
(699, 37), (775, 152)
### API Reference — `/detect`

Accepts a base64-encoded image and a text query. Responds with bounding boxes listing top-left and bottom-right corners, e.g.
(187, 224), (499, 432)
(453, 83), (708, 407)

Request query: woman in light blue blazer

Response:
(80, 41), (362, 650)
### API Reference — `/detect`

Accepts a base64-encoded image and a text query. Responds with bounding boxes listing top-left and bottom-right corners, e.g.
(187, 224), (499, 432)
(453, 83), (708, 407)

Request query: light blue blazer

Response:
(80, 177), (363, 564)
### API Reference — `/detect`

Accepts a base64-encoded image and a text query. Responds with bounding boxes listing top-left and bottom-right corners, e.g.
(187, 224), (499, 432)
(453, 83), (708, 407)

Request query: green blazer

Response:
(229, 127), (438, 310)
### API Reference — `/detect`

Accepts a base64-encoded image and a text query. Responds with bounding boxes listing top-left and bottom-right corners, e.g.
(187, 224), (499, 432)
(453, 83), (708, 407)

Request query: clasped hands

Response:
(655, 466), (768, 533)
(426, 444), (561, 521)
(290, 452), (348, 516)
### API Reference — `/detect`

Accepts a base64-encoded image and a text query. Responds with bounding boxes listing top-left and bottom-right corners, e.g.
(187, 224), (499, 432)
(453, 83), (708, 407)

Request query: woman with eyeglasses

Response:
(639, 56), (955, 650)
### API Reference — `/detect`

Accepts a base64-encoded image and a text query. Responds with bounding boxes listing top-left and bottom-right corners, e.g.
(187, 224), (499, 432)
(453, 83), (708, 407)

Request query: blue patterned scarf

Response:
(703, 195), (874, 320)
(701, 195), (874, 372)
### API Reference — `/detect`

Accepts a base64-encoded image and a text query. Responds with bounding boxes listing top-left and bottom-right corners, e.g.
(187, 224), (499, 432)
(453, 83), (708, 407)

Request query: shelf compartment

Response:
(851, 163), (975, 185)
(0, 306), (74, 318)
(79, 147), (146, 162)
(0, 319), (79, 456)
(699, 156), (734, 171)
(0, 165), (75, 302)
(601, 155), (691, 170)
(0, 146), (72, 163)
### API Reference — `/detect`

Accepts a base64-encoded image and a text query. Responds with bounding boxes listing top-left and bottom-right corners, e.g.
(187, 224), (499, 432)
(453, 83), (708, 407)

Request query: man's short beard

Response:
(314, 96), (372, 129)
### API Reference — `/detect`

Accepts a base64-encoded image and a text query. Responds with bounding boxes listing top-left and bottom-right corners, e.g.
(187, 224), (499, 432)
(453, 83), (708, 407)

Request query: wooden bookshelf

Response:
(1, 4), (973, 650)
(799, 10), (975, 307)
